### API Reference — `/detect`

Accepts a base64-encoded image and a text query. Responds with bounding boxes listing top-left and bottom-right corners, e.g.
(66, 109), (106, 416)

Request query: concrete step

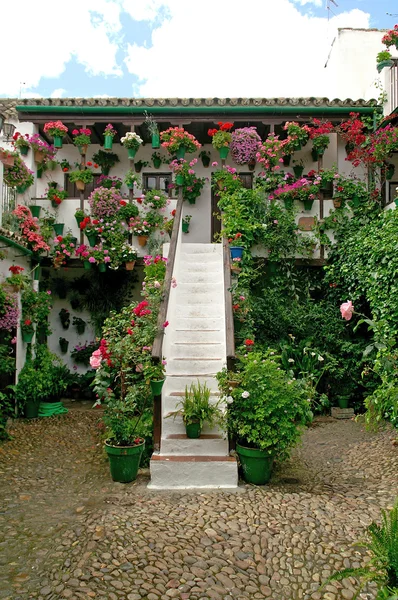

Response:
(149, 454), (238, 489)
(177, 283), (224, 295)
(173, 318), (225, 331)
(177, 294), (223, 305)
(179, 263), (221, 273)
(163, 376), (219, 395)
(166, 357), (224, 376)
(160, 434), (228, 456)
(162, 413), (221, 435)
(173, 305), (224, 318)
(172, 329), (225, 344)
(180, 244), (222, 255)
(170, 342), (225, 359)
(181, 254), (221, 264)
(179, 272), (222, 284)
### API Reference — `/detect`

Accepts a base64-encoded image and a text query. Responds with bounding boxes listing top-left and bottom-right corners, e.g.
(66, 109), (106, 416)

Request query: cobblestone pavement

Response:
(0, 412), (397, 600)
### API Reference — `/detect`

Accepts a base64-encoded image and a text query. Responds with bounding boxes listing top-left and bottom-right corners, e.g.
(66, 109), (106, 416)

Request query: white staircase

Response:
(148, 243), (238, 489)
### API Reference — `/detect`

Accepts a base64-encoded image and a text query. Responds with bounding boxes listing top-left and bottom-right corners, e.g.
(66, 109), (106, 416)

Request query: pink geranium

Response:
(340, 300), (354, 321)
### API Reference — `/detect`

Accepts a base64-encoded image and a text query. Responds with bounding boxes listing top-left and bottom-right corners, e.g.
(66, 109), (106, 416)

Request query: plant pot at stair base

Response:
(24, 400), (40, 419)
(105, 440), (145, 483)
(236, 443), (274, 485)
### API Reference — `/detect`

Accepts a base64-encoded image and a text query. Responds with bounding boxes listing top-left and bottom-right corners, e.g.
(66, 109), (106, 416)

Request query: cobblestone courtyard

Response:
(0, 411), (397, 600)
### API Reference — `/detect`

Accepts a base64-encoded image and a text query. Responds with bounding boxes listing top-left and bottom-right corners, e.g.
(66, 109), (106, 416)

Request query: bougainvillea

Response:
(88, 187), (122, 219)
(230, 127), (261, 165)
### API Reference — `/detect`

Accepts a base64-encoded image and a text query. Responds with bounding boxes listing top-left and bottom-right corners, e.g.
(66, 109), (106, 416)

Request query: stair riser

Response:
(170, 343), (225, 359)
(167, 359), (224, 376)
(163, 376), (219, 395)
(173, 306), (224, 318)
(172, 330), (225, 344)
(179, 273), (222, 284)
(173, 318), (225, 331)
(177, 284), (224, 295)
(160, 437), (228, 456)
(149, 458), (238, 489)
(180, 244), (223, 255)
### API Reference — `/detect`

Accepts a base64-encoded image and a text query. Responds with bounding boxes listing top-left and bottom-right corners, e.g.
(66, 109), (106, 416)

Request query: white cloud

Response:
(292, 0), (322, 6)
(124, 0), (371, 98)
(0, 0), (123, 96)
(50, 89), (67, 98)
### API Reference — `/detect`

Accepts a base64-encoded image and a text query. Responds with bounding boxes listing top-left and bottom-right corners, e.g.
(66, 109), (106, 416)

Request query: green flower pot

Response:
(294, 141), (302, 151)
(283, 154), (291, 166)
(53, 223), (64, 236)
(33, 265), (41, 281)
(283, 197), (294, 210)
(293, 165), (304, 178)
(153, 159), (162, 169)
(101, 166), (110, 176)
(16, 184), (28, 194)
(150, 379), (165, 396)
(83, 260), (92, 270)
(176, 174), (184, 186)
(377, 59), (393, 73)
(53, 135), (63, 149)
(386, 164), (395, 181)
(337, 397), (349, 409)
(20, 146), (29, 156)
(24, 400), (39, 419)
(105, 440), (145, 483)
(185, 421), (201, 439)
(218, 147), (229, 160)
(236, 443), (274, 485)
(349, 195), (361, 208)
(48, 182), (58, 189)
(320, 181), (333, 195)
(303, 199), (314, 211)
(182, 222), (190, 233)
(152, 133), (160, 149)
(37, 167), (43, 178)
(75, 215), (84, 227)
(104, 136), (113, 150)
(86, 233), (98, 247)
(70, 236), (78, 246)
(311, 148), (324, 162)
(59, 340), (69, 354)
(175, 146), (186, 159)
(128, 148), (137, 159)
(98, 263), (106, 273)
(29, 205), (41, 218)
(21, 330), (34, 343)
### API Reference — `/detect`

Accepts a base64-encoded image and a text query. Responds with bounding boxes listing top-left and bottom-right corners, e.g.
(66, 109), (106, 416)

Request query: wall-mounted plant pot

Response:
(320, 181), (333, 195)
(86, 233), (98, 247)
(98, 263), (107, 273)
(20, 146), (29, 156)
(83, 260), (92, 270)
(150, 379), (165, 396)
(248, 159), (256, 171)
(16, 184), (29, 194)
(345, 143), (354, 156)
(34, 150), (45, 164)
(311, 148), (324, 162)
(386, 164), (395, 180)
(333, 197), (343, 209)
(37, 167), (43, 179)
(377, 59), (393, 73)
(53, 136), (63, 148)
(128, 148), (137, 159)
(201, 157), (210, 168)
(294, 142), (302, 151)
(53, 223), (64, 236)
(137, 235), (148, 247)
(153, 159), (162, 169)
(75, 180), (85, 191)
(77, 145), (88, 155)
(230, 266), (241, 274)
(21, 329), (34, 344)
(283, 154), (291, 166)
(125, 261), (136, 270)
(303, 199), (314, 211)
(104, 136), (113, 150)
(152, 133), (160, 149)
(175, 146), (186, 159)
(59, 340), (69, 353)
(283, 198), (294, 210)
(175, 174), (184, 186)
(218, 147), (229, 160)
(349, 196), (361, 208)
(101, 166), (111, 176)
(75, 214), (84, 227)
(134, 163), (143, 173)
(48, 181), (58, 189)
(182, 223), (190, 233)
(293, 165), (304, 178)
(33, 265), (41, 281)
(230, 246), (244, 260)
(69, 237), (78, 246)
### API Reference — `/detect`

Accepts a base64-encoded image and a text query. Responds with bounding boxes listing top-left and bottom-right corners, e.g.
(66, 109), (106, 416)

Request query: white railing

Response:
(1, 183), (17, 229)
(390, 60), (398, 114)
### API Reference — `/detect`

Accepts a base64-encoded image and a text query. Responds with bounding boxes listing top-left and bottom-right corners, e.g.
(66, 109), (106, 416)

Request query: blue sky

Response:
(1, 0), (396, 100)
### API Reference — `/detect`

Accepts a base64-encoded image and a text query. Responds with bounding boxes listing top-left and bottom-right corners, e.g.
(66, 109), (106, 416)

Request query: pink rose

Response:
(90, 355), (102, 369)
(340, 300), (354, 321)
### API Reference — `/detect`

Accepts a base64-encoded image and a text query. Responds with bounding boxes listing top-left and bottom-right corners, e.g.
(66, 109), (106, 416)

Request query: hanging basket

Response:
(150, 379), (165, 396)
(182, 222), (190, 233)
(152, 133), (160, 149)
(19, 146), (29, 156)
(86, 233), (98, 247)
(175, 146), (186, 159)
(218, 147), (229, 160)
(128, 148), (137, 159)
(34, 150), (45, 164)
(83, 260), (92, 270)
(53, 136), (63, 149)
(53, 223), (64, 236)
(104, 136), (113, 150)
(137, 235), (148, 247)
(75, 180), (85, 191)
(98, 263), (107, 273)
(77, 144), (88, 156)
(303, 199), (314, 211)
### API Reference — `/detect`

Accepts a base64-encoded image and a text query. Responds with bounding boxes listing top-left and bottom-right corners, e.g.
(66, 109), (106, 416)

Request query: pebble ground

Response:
(0, 410), (397, 600)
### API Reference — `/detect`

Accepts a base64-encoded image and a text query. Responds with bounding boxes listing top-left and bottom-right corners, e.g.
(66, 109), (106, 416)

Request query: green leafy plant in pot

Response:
(72, 316), (86, 335)
(217, 349), (312, 485)
(92, 149), (120, 176)
(169, 380), (222, 438)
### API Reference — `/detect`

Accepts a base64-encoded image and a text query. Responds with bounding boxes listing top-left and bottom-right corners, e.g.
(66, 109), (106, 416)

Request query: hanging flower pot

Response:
(345, 142), (354, 156)
(98, 263), (107, 273)
(248, 159), (256, 171)
(311, 148), (324, 162)
(86, 233), (98, 247)
(29, 205), (41, 218)
(153, 158), (162, 169)
(125, 260), (136, 270)
(77, 145), (88, 156)
(33, 264), (41, 281)
(37, 167), (43, 179)
(152, 133), (160, 149)
(182, 222), (190, 233)
(320, 181), (333, 195)
(53, 136), (63, 149)
(377, 59), (394, 73)
(53, 223), (64, 236)
(283, 197), (294, 210)
(75, 214), (84, 227)
(303, 198), (314, 211)
(70, 236), (78, 246)
(283, 154), (291, 167)
(48, 181), (58, 190)
(333, 197), (343, 209)
(294, 141), (302, 151)
(218, 147), (229, 160)
(175, 174), (184, 186)
(128, 148), (137, 159)
(386, 163), (395, 180)
(137, 235), (148, 247)
(101, 166), (111, 176)
(20, 146), (29, 156)
(293, 165), (304, 178)
(104, 136), (113, 150)
(16, 184), (28, 194)
(175, 146), (186, 159)
(150, 379), (165, 396)
(75, 180), (85, 191)
(59, 338), (69, 353)
(230, 246), (244, 260)
(201, 155), (210, 168)
(21, 325), (34, 344)
(349, 195), (361, 208)
(83, 260), (92, 270)
(34, 150), (45, 164)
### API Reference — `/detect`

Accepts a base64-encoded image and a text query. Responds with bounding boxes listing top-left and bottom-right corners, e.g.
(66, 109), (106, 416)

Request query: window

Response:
(239, 173), (253, 189)
(143, 173), (172, 195)
(64, 173), (104, 199)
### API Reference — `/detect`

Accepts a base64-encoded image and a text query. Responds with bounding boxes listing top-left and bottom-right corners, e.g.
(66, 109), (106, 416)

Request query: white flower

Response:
(318, 355), (324, 361)
(241, 391), (250, 399)
(288, 358), (295, 363)
(226, 396), (234, 404)
(311, 352), (316, 357)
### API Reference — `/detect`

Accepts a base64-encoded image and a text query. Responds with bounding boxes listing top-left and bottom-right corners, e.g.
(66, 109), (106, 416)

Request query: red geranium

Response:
(244, 339), (254, 346)
(9, 265), (24, 275)
(24, 319), (32, 326)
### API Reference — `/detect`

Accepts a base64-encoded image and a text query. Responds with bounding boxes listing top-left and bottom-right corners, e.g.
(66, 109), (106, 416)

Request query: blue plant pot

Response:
(230, 246), (244, 260)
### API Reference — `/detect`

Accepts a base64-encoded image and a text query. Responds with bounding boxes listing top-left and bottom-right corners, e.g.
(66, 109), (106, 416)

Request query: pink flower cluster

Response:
(88, 187), (122, 219)
(0, 293), (19, 331)
(230, 127), (262, 165)
(12, 205), (50, 252)
(382, 25), (398, 48)
(256, 134), (287, 171)
(43, 121), (68, 137)
(160, 127), (201, 154)
(340, 301), (354, 321)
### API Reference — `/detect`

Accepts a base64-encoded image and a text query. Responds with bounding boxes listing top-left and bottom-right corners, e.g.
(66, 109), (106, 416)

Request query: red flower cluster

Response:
(171, 209), (176, 217)
(24, 319), (32, 326)
(79, 217), (91, 230)
(339, 112), (366, 147)
(134, 300), (152, 317)
(9, 265), (24, 275)
(99, 338), (112, 367)
(244, 339), (254, 346)
(208, 122), (234, 137)
(309, 119), (334, 139)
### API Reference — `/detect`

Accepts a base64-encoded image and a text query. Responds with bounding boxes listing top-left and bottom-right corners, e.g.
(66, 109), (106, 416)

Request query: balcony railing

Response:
(1, 183), (17, 229)
(390, 60), (398, 114)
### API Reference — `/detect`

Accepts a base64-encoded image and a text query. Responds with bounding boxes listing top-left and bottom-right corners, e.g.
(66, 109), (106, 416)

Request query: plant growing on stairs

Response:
(169, 380), (223, 439)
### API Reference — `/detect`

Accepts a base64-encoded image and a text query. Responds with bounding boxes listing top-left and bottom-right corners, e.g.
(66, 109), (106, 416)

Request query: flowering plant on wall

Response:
(272, 177), (320, 210)
(0, 292), (19, 332)
(47, 187), (68, 207)
(12, 132), (30, 155)
(208, 122), (233, 150)
(72, 128), (91, 147)
(160, 127), (201, 154)
(382, 24), (398, 49)
(43, 121), (68, 139)
(27, 134), (56, 159)
(142, 189), (168, 210)
(256, 134), (287, 172)
(52, 233), (77, 269)
(124, 169), (141, 189)
(104, 124), (117, 138)
(69, 168), (94, 186)
(88, 186), (123, 220)
(12, 205), (50, 253)
(230, 127), (261, 165)
(129, 215), (153, 237)
(283, 121), (311, 151)
(3, 155), (34, 189)
(169, 159), (206, 203)
(211, 165), (242, 195)
(120, 132), (143, 150)
(308, 119), (334, 158)
(95, 174), (123, 190)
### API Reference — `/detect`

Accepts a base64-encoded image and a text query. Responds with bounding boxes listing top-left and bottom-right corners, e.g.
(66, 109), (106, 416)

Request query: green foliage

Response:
(69, 169), (94, 184)
(170, 380), (222, 429)
(92, 150), (120, 171)
(103, 386), (149, 446)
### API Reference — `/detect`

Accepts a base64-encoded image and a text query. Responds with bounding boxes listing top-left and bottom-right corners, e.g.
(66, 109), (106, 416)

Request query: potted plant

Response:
(385, 163), (395, 181)
(72, 128), (91, 155)
(142, 189), (168, 210)
(21, 318), (34, 343)
(72, 316), (86, 335)
(169, 159), (206, 203)
(292, 159), (304, 179)
(129, 215), (153, 246)
(309, 119), (334, 161)
(124, 169), (141, 190)
(217, 350), (312, 485)
(59, 308), (70, 329)
(182, 214), (192, 233)
(283, 121), (310, 151)
(44, 121), (68, 148)
(103, 123), (117, 150)
(92, 149), (120, 175)
(382, 25), (398, 50)
(169, 380), (222, 439)
(208, 122), (233, 159)
(120, 132), (143, 159)
(27, 134), (56, 163)
(121, 245), (138, 270)
(12, 132), (31, 156)
(47, 187), (68, 208)
(103, 389), (146, 483)
(143, 360), (166, 396)
(69, 168), (94, 191)
(230, 127), (261, 165)
(74, 208), (87, 227)
(152, 152), (163, 169)
(60, 159), (71, 172)
(231, 257), (242, 274)
(160, 126), (201, 159)
(95, 174), (123, 190)
(59, 337), (69, 354)
(199, 150), (211, 168)
(144, 111), (160, 148)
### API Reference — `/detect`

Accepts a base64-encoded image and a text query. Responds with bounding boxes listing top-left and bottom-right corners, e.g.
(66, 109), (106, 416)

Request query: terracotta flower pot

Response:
(125, 260), (136, 270)
(34, 150), (45, 164)
(137, 235), (148, 247)
(75, 180), (85, 191)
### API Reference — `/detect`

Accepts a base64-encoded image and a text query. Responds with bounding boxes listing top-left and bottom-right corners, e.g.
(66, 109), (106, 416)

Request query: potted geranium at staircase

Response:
(169, 380), (222, 439)
(230, 126), (261, 166)
(72, 128), (91, 155)
(160, 126), (201, 159)
(103, 123), (117, 150)
(21, 318), (34, 343)
(120, 131), (143, 159)
(182, 214), (192, 233)
(217, 349), (312, 485)
(143, 359), (166, 396)
(69, 168), (94, 191)
(92, 149), (120, 175)
(44, 121), (68, 148)
(208, 122), (233, 160)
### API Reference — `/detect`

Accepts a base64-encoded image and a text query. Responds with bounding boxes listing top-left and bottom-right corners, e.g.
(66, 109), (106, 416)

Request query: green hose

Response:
(38, 402), (68, 417)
